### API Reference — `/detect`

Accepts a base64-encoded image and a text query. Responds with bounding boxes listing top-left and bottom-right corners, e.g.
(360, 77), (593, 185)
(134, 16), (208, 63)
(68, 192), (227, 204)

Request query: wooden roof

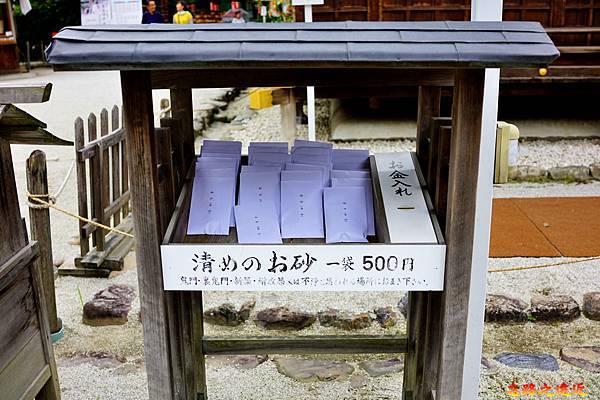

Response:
(0, 104), (72, 146)
(46, 21), (559, 70)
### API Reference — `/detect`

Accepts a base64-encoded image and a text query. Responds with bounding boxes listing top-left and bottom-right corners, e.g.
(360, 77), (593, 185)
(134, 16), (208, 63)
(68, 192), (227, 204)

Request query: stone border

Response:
(509, 163), (600, 183)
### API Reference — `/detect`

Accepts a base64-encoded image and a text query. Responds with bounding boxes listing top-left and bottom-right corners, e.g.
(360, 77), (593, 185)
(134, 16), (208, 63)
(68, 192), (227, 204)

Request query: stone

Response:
(317, 309), (372, 330)
(481, 357), (498, 375)
(62, 352), (126, 369)
(591, 163), (600, 180)
(275, 357), (354, 382)
(582, 292), (600, 321)
(68, 235), (80, 245)
(349, 374), (369, 389)
(548, 166), (591, 181)
(374, 307), (398, 328)
(53, 257), (65, 268)
(203, 300), (255, 326)
(82, 284), (136, 326)
(359, 358), (404, 377)
(207, 355), (268, 370)
(485, 294), (528, 322)
(508, 165), (548, 181)
(397, 293), (408, 319)
(559, 346), (600, 373)
(494, 352), (559, 371)
(530, 294), (580, 321)
(255, 307), (316, 330)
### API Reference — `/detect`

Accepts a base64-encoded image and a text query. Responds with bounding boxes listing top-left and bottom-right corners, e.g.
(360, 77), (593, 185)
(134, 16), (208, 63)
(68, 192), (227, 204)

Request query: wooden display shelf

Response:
(160, 151), (446, 292)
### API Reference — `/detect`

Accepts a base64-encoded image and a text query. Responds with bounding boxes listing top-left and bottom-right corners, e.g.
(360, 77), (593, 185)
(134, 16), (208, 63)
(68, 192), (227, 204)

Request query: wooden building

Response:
(0, 0), (19, 73)
(46, 22), (558, 400)
(296, 0), (600, 87)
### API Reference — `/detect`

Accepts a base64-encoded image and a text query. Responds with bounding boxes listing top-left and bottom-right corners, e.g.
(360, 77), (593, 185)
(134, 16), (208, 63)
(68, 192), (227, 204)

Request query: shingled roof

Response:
(46, 21), (559, 70)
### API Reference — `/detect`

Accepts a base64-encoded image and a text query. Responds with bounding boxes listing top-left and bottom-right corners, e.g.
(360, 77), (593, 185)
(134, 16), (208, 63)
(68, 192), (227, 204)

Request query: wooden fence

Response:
(72, 106), (133, 275)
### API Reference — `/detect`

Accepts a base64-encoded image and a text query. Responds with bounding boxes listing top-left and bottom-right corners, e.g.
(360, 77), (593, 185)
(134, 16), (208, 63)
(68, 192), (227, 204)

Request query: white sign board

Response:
(80, 0), (142, 25)
(162, 244), (445, 291)
(291, 0), (324, 5)
(374, 153), (438, 244)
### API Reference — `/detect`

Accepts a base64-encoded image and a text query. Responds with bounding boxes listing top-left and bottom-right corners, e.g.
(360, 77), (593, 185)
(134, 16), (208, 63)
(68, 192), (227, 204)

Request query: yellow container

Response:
(249, 88), (273, 110)
(494, 121), (520, 183)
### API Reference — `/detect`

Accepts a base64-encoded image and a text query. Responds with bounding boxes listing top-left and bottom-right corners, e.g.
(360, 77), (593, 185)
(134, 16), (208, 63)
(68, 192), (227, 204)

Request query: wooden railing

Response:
(73, 106), (132, 272)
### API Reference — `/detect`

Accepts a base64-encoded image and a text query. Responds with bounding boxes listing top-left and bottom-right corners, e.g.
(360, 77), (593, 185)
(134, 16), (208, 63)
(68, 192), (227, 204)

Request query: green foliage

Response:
(254, 0), (293, 23)
(13, 0), (80, 44)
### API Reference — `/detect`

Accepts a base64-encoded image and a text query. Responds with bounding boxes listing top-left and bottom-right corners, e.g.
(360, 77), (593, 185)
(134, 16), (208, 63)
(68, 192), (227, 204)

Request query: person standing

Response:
(231, 10), (245, 23)
(173, 1), (193, 24)
(141, 0), (163, 24)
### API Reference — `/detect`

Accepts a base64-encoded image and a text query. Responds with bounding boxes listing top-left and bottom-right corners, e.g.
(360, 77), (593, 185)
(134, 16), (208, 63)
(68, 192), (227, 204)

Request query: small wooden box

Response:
(161, 152), (445, 292)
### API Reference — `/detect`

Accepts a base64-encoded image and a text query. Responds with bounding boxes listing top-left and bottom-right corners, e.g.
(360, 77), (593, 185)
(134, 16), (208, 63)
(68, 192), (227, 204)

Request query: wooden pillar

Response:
(170, 88), (195, 170)
(26, 150), (61, 335)
(403, 85), (441, 399)
(415, 86), (441, 170)
(436, 69), (485, 400)
(121, 71), (175, 400)
(280, 89), (297, 145)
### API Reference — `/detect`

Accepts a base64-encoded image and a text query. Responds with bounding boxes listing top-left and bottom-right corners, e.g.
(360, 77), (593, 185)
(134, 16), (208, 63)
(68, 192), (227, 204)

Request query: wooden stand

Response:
(46, 22), (559, 400)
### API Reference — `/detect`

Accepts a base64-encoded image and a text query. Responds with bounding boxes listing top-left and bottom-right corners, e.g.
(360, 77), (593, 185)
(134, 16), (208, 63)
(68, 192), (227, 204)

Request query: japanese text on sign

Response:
(161, 244), (445, 292)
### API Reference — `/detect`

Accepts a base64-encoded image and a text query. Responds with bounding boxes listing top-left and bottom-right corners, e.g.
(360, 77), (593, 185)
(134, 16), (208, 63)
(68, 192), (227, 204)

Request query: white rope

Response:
(26, 158), (75, 210)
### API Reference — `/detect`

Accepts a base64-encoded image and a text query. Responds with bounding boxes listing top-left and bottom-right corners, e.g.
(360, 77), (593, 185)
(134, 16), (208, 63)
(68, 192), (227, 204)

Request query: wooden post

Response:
(88, 113), (105, 250)
(74, 118), (90, 256)
(436, 69), (485, 400)
(111, 105), (122, 226)
(404, 85), (441, 399)
(170, 88), (195, 171)
(415, 86), (441, 170)
(26, 150), (61, 335)
(280, 89), (297, 145)
(100, 109), (111, 229)
(121, 70), (175, 400)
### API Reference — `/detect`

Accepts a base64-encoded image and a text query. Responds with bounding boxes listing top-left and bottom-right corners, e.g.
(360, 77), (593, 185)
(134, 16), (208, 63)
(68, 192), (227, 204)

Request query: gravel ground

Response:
(3, 74), (599, 399)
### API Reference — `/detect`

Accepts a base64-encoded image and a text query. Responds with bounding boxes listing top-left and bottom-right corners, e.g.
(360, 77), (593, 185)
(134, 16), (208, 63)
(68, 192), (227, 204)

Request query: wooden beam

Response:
(436, 69), (485, 400)
(415, 86), (442, 176)
(170, 89), (195, 171)
(203, 336), (408, 355)
(0, 83), (52, 104)
(0, 138), (26, 266)
(152, 69), (456, 89)
(26, 150), (61, 334)
(121, 70), (174, 400)
(404, 85), (442, 399)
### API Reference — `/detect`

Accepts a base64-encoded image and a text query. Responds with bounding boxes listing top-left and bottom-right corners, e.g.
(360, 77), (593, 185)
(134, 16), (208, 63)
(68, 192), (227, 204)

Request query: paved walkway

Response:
(490, 197), (600, 257)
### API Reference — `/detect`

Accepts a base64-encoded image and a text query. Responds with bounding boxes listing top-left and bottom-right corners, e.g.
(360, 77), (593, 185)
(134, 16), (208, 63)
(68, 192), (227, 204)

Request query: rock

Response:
(275, 357), (354, 382)
(485, 294), (528, 322)
(349, 374), (369, 389)
(317, 309), (372, 330)
(481, 356), (498, 375)
(374, 307), (398, 328)
(207, 355), (268, 370)
(530, 294), (580, 321)
(62, 352), (126, 369)
(68, 235), (80, 245)
(397, 293), (408, 319)
(559, 346), (600, 372)
(582, 292), (600, 321)
(508, 165), (548, 181)
(255, 307), (316, 330)
(53, 257), (65, 268)
(591, 163), (600, 180)
(82, 284), (136, 326)
(494, 352), (559, 371)
(548, 166), (591, 181)
(359, 358), (404, 377)
(203, 300), (255, 326)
